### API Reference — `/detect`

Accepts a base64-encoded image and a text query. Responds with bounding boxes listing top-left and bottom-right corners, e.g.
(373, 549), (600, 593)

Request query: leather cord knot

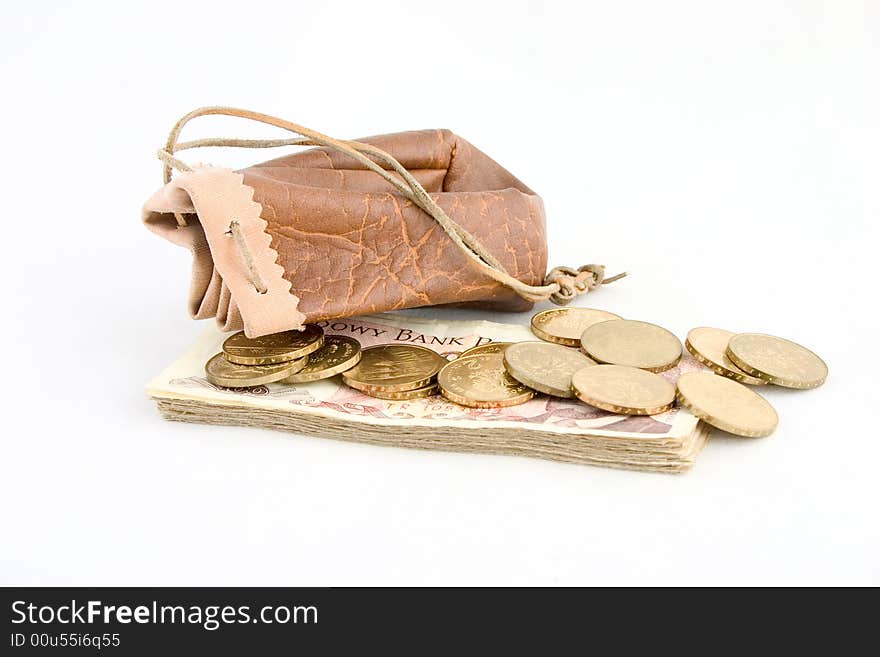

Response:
(545, 264), (608, 305)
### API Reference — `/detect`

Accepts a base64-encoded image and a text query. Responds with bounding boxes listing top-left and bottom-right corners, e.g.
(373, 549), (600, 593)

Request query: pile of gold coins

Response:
(204, 307), (827, 438)
(524, 308), (826, 437)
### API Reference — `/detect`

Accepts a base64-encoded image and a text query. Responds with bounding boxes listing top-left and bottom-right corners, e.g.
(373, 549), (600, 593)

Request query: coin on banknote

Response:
(726, 333), (827, 389)
(342, 344), (446, 393)
(571, 364), (676, 415)
(676, 371), (778, 437)
(685, 327), (766, 386)
(223, 325), (324, 365)
(458, 342), (513, 359)
(204, 353), (307, 388)
(503, 341), (596, 398)
(363, 383), (439, 401)
(531, 308), (622, 346)
(438, 353), (535, 408)
(281, 335), (362, 383)
(580, 319), (682, 372)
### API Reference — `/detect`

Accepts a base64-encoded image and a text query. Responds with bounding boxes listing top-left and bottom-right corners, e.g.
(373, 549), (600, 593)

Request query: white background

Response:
(1, 0), (877, 586)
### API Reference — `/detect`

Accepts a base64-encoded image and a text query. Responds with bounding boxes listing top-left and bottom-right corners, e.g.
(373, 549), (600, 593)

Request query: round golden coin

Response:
(571, 364), (676, 415)
(676, 371), (778, 437)
(503, 341), (596, 398)
(458, 342), (512, 359)
(580, 319), (682, 372)
(223, 325), (325, 365)
(438, 353), (535, 408)
(363, 383), (439, 401)
(343, 376), (440, 395)
(341, 344), (446, 393)
(685, 327), (766, 386)
(726, 333), (828, 389)
(204, 353), (306, 388)
(531, 308), (622, 346)
(281, 335), (362, 383)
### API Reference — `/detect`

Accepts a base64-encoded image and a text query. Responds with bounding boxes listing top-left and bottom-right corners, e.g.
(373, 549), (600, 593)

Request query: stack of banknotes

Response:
(148, 314), (710, 473)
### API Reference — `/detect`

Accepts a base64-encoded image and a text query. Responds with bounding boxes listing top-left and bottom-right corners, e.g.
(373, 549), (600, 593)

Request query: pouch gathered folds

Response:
(143, 108), (615, 337)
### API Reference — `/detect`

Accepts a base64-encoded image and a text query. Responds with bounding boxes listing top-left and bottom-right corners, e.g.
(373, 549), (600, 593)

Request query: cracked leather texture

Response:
(241, 129), (547, 323)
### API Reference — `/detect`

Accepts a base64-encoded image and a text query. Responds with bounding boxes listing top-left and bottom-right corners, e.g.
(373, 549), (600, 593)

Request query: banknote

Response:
(147, 313), (710, 472)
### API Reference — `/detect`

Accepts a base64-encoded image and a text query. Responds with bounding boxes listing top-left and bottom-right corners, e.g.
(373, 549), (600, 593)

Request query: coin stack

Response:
(341, 344), (447, 400)
(204, 325), (363, 388)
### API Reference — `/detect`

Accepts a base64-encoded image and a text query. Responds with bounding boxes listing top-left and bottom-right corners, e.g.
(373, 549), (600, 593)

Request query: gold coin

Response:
(531, 308), (622, 346)
(580, 319), (682, 372)
(503, 341), (596, 398)
(458, 342), (513, 358)
(344, 377), (440, 395)
(571, 364), (676, 415)
(223, 325), (324, 365)
(341, 344), (446, 393)
(438, 353), (535, 408)
(281, 335), (362, 383)
(726, 333), (828, 389)
(204, 353), (306, 388)
(362, 383), (439, 401)
(685, 327), (766, 386)
(676, 371), (778, 437)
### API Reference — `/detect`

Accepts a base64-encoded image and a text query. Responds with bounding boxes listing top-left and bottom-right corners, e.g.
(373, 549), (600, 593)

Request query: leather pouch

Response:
(144, 108), (613, 337)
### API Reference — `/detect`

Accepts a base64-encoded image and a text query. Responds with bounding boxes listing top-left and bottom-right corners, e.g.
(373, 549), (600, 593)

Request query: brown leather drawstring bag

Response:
(143, 107), (622, 337)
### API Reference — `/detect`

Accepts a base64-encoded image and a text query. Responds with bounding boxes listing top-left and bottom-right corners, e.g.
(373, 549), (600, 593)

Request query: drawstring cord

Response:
(157, 106), (626, 304)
